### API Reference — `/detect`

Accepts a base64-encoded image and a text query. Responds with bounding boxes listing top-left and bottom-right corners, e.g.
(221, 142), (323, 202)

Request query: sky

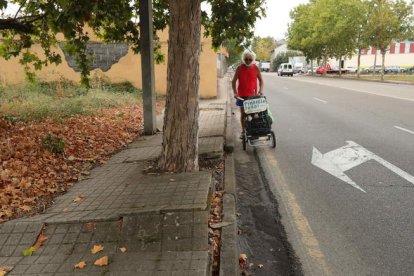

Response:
(254, 0), (310, 40)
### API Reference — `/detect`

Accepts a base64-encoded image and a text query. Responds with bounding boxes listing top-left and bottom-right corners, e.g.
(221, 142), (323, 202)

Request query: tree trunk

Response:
(357, 48), (361, 78)
(310, 60), (314, 75)
(323, 54), (327, 76)
(381, 48), (386, 81)
(158, 0), (201, 172)
(338, 56), (342, 77)
(373, 49), (377, 75)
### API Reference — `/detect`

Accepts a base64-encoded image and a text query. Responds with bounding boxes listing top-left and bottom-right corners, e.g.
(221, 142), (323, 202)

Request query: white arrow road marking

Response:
(394, 126), (414, 135)
(312, 141), (414, 193)
(314, 97), (327, 104)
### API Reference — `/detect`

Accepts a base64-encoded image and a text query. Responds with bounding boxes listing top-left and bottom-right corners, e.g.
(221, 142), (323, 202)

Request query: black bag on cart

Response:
(243, 96), (272, 136)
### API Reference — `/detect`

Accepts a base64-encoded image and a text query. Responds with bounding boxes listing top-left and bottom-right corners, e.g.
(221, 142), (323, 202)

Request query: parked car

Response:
(315, 64), (347, 74)
(293, 63), (304, 74)
(277, 63), (294, 76)
(345, 66), (358, 73)
(260, 61), (271, 72)
(386, 66), (402, 74)
(367, 65), (388, 74)
(316, 67), (326, 74)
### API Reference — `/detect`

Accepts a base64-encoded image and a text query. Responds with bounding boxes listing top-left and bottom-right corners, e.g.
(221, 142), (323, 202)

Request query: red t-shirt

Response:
(237, 64), (258, 97)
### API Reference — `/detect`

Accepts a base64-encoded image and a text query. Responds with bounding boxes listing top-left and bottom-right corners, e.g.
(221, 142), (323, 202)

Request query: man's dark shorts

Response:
(236, 97), (249, 107)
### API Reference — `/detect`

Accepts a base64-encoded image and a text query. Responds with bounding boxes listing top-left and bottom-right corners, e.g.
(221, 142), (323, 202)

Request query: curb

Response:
(220, 153), (238, 276)
(302, 74), (414, 86)
(220, 76), (239, 276)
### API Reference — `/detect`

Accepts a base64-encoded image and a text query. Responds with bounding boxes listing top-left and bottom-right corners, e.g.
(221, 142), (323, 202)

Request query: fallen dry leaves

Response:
(0, 266), (14, 276)
(74, 261), (87, 269)
(239, 253), (248, 267)
(22, 231), (48, 256)
(205, 159), (224, 276)
(119, 247), (127, 253)
(32, 233), (48, 250)
(86, 222), (95, 232)
(91, 244), (104, 254)
(0, 104), (154, 222)
(94, 256), (109, 266)
(73, 195), (86, 203)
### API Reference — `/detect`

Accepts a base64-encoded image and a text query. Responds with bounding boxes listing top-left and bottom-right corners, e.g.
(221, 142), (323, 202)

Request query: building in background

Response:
(344, 40), (414, 68)
(0, 28), (223, 99)
(271, 40), (414, 70)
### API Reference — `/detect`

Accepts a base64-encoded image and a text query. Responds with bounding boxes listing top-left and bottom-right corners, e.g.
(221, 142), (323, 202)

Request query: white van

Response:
(277, 63), (294, 76)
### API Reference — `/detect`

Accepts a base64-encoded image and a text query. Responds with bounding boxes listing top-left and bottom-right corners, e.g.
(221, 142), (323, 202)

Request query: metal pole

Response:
(139, 0), (157, 135)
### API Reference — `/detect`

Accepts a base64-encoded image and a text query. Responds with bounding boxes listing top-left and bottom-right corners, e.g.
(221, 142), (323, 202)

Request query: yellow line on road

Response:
(262, 149), (332, 275)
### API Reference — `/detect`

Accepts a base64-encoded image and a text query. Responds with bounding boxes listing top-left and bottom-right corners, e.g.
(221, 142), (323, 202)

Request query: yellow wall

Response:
(0, 29), (218, 98)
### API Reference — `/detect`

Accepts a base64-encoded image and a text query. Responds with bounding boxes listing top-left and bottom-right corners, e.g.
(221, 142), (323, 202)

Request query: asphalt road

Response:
(256, 74), (414, 276)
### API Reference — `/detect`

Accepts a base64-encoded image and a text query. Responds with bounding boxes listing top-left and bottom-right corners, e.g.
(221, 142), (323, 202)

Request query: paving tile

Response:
(0, 98), (221, 276)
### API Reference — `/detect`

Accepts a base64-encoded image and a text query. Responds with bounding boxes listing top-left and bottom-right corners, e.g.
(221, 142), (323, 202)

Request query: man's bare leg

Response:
(240, 106), (245, 139)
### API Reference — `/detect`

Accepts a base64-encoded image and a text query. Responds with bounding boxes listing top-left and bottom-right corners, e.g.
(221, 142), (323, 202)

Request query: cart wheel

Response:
(271, 131), (276, 148)
(242, 136), (246, 151)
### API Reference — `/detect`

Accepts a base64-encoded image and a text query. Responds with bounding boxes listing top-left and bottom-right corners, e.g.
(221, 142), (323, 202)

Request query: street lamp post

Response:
(139, 0), (157, 135)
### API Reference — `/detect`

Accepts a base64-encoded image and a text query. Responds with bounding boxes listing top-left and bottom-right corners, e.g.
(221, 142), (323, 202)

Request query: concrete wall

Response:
(0, 29), (218, 99)
(272, 41), (414, 69)
(344, 53), (414, 68)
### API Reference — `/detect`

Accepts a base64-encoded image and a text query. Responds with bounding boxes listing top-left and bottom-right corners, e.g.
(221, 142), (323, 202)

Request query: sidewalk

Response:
(0, 93), (228, 275)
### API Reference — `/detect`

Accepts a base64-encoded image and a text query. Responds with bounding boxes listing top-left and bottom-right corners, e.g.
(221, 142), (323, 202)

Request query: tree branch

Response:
(13, 0), (27, 19)
(0, 18), (33, 33)
(0, 14), (46, 33)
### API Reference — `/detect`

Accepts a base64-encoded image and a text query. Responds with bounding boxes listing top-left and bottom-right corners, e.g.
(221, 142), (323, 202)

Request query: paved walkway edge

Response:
(220, 154), (238, 276)
(220, 75), (238, 275)
(303, 74), (414, 86)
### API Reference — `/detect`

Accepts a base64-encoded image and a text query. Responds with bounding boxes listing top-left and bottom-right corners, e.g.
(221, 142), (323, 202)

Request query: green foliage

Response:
(364, 0), (413, 79)
(252, 36), (277, 61)
(0, 82), (142, 122)
(287, 0), (413, 71)
(204, 0), (266, 49)
(1, 0), (266, 87)
(222, 38), (244, 67)
(366, 0), (413, 51)
(41, 133), (65, 154)
(22, 247), (36, 257)
(272, 51), (300, 71)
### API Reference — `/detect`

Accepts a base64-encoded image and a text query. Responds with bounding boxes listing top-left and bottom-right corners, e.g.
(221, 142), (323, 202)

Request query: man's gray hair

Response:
(241, 50), (256, 66)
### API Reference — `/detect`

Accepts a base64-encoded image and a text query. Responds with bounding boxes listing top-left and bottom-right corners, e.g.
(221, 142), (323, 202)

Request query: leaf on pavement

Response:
(258, 264), (264, 269)
(119, 247), (127, 253)
(94, 256), (109, 266)
(91, 245), (104, 254)
(74, 261), (87, 269)
(239, 253), (248, 268)
(19, 205), (32, 212)
(73, 195), (86, 203)
(22, 247), (36, 257)
(86, 222), (95, 232)
(32, 234), (48, 250)
(0, 266), (14, 274)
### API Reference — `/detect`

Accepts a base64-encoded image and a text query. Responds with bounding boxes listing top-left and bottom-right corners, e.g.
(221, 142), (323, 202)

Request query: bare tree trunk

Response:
(381, 48), (386, 81)
(373, 49), (377, 75)
(323, 54), (327, 76)
(338, 56), (342, 77)
(159, 0), (201, 172)
(310, 60), (314, 75)
(357, 48), (361, 78)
